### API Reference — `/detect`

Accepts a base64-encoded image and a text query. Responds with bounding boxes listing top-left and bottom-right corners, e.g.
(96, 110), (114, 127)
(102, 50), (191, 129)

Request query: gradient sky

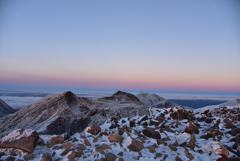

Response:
(0, 0), (240, 94)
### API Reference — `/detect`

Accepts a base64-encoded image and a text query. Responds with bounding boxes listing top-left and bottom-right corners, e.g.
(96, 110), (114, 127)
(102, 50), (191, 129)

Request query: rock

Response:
(83, 139), (91, 146)
(184, 126), (194, 134)
(46, 135), (64, 148)
(127, 138), (144, 152)
(79, 135), (86, 139)
(99, 132), (108, 136)
(93, 137), (98, 143)
(205, 117), (213, 123)
(138, 115), (148, 123)
(60, 149), (71, 156)
(224, 119), (235, 128)
(0, 129), (39, 153)
(228, 157), (240, 161)
(122, 125), (130, 131)
(96, 144), (112, 150)
(39, 153), (53, 161)
(142, 128), (161, 139)
(220, 145), (228, 158)
(85, 125), (101, 135)
(207, 132), (215, 138)
(76, 144), (86, 151)
(67, 150), (76, 160)
(184, 150), (194, 160)
(189, 134), (196, 149)
(23, 153), (35, 161)
(129, 121), (135, 127)
(168, 144), (177, 151)
(72, 137), (78, 142)
(105, 153), (117, 161)
(200, 134), (209, 140)
(154, 153), (162, 158)
(230, 128), (240, 136)
(156, 139), (165, 145)
(147, 145), (156, 153)
(6, 157), (15, 161)
(165, 126), (175, 133)
(117, 128), (126, 135)
(107, 134), (123, 143)
(175, 156), (183, 161)
(115, 158), (124, 161)
(217, 157), (228, 161)
(117, 152), (123, 156)
(37, 137), (45, 146)
(188, 123), (199, 134)
(59, 142), (73, 149)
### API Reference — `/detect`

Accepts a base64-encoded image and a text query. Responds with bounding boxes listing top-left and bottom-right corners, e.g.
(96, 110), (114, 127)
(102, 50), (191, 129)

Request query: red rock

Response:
(189, 134), (196, 149)
(188, 123), (199, 134)
(107, 134), (123, 143)
(67, 150), (76, 160)
(59, 142), (73, 149)
(147, 145), (156, 153)
(99, 131), (108, 136)
(85, 125), (101, 135)
(96, 144), (112, 150)
(83, 139), (91, 146)
(46, 135), (64, 148)
(0, 129), (39, 153)
(217, 157), (228, 161)
(127, 138), (144, 152)
(39, 153), (53, 161)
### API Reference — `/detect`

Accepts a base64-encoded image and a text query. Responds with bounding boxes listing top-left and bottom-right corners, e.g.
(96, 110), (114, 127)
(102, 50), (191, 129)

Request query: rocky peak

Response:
(0, 99), (15, 117)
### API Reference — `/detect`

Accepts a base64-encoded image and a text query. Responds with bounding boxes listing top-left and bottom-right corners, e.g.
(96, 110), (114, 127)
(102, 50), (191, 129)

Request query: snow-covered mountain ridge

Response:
(0, 105), (239, 161)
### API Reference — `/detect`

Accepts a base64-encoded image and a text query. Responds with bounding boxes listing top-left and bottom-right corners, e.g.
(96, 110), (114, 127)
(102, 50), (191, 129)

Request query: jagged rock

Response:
(142, 128), (161, 139)
(0, 129), (39, 153)
(107, 134), (123, 143)
(105, 153), (117, 161)
(39, 153), (53, 161)
(23, 153), (35, 161)
(46, 135), (64, 148)
(59, 142), (73, 149)
(85, 125), (101, 135)
(127, 138), (144, 152)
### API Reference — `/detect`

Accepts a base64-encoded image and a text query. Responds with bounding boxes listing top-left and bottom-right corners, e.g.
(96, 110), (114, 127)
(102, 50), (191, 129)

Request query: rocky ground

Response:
(0, 106), (239, 161)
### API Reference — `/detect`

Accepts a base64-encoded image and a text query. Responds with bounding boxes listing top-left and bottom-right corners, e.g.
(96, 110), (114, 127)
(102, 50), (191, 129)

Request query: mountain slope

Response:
(136, 92), (179, 108)
(194, 98), (240, 113)
(0, 99), (15, 117)
(0, 91), (90, 133)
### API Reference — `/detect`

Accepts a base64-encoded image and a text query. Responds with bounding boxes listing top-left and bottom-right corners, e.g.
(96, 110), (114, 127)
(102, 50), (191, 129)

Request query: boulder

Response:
(127, 138), (144, 152)
(46, 135), (64, 148)
(142, 128), (161, 139)
(96, 144), (112, 150)
(0, 129), (39, 153)
(85, 125), (101, 135)
(107, 134), (123, 143)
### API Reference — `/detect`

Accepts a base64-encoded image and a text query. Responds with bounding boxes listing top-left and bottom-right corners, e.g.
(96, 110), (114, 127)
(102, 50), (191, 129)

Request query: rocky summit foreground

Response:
(0, 106), (239, 161)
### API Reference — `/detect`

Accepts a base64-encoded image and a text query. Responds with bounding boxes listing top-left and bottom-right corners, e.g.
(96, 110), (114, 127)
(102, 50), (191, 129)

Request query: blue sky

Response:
(0, 0), (240, 94)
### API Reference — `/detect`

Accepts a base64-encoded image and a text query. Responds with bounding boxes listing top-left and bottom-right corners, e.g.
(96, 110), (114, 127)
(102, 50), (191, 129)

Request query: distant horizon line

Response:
(0, 84), (240, 96)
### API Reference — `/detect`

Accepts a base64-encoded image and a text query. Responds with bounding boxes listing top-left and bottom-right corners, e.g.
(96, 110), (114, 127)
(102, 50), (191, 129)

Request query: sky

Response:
(0, 0), (240, 95)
